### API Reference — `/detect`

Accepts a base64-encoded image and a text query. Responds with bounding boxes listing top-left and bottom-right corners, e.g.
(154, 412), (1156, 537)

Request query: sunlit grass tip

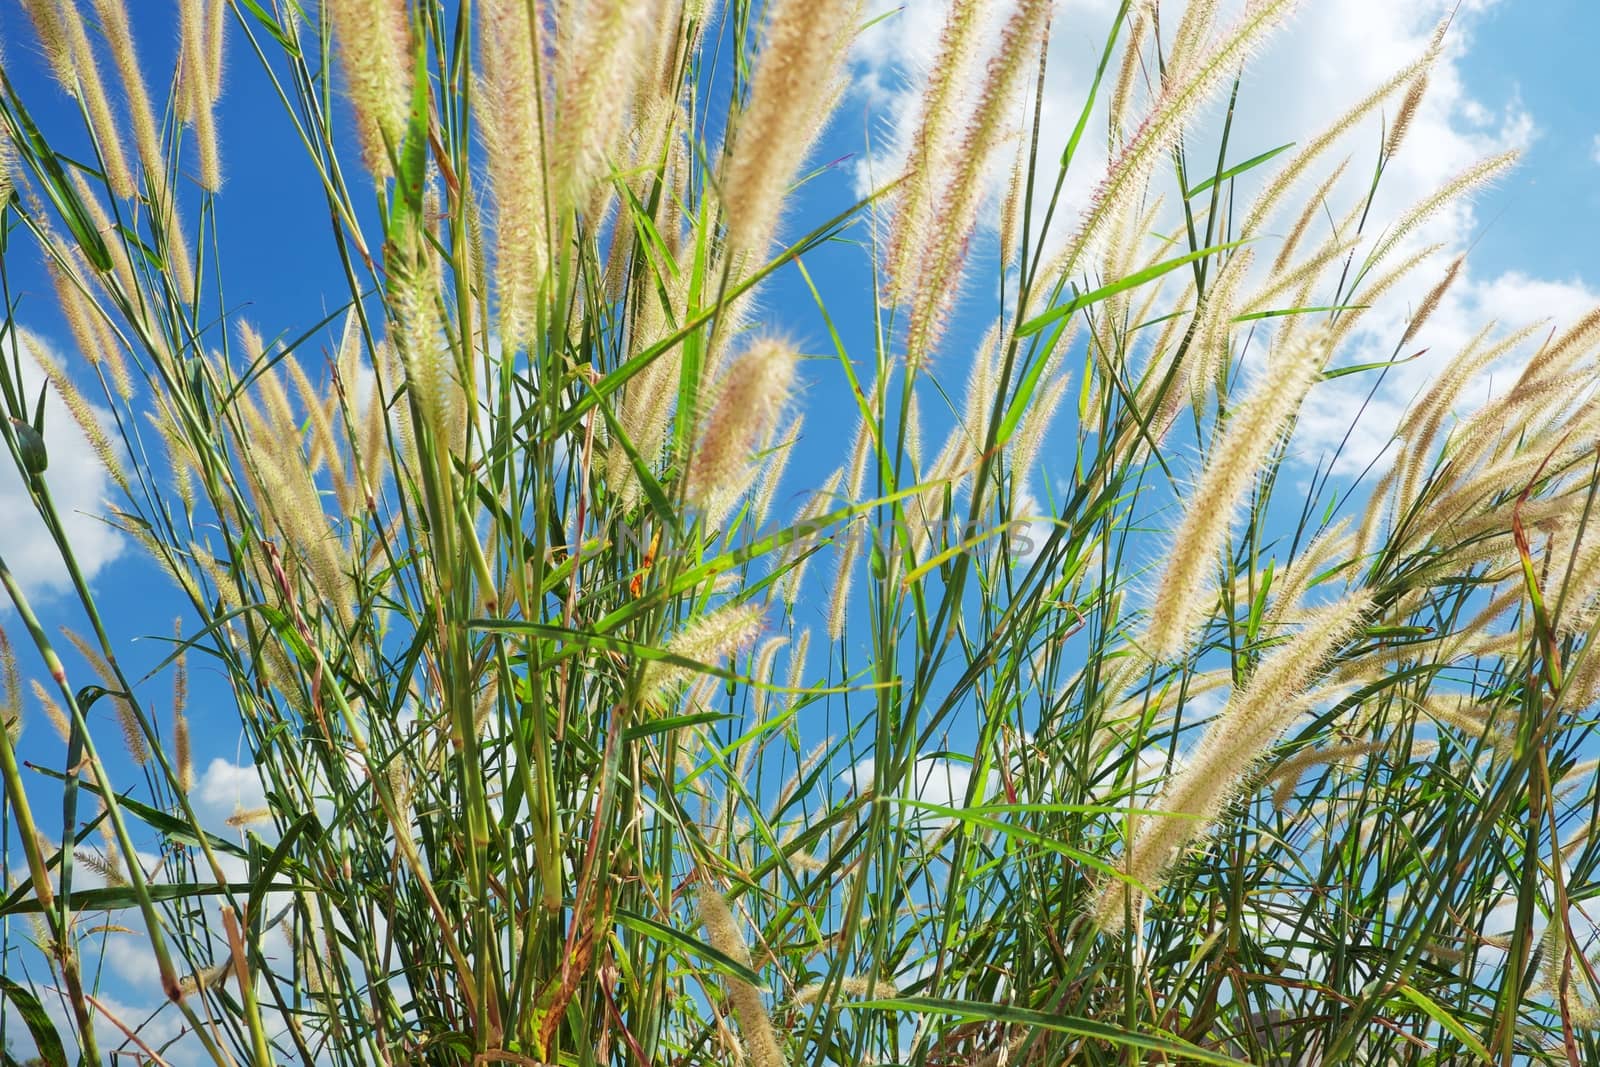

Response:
(720, 0), (857, 262)
(1144, 325), (1333, 661)
(328, 0), (414, 180)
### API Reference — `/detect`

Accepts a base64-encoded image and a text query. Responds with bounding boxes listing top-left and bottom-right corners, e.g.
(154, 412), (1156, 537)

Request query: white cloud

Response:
(843, 754), (1000, 828)
(193, 754), (269, 826)
(0, 329), (124, 603)
(1004, 483), (1050, 563)
(0, 989), (193, 1066)
(192, 751), (348, 836)
(0, 754), (324, 1063)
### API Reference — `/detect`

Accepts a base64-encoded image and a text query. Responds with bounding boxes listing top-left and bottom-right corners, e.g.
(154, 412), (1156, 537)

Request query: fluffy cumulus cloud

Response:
(1242, 0), (1592, 472)
(0, 330), (124, 604)
(848, 0), (1599, 473)
(192, 753), (271, 827)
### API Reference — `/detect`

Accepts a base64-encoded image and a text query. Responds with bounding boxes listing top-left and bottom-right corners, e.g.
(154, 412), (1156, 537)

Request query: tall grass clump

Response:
(0, 1), (1598, 1064)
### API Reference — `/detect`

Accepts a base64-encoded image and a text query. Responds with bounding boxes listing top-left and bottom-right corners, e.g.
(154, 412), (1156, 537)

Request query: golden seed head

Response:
(791, 975), (896, 1006)
(551, 0), (655, 206)
(698, 889), (784, 1067)
(329, 0), (414, 178)
(642, 602), (766, 710)
(685, 339), (800, 521)
(172, 617), (193, 792)
(721, 0), (857, 262)
(480, 0), (551, 352)
(0, 627), (20, 742)
(882, 0), (985, 307)
(30, 680), (73, 743)
(20, 0), (77, 95)
(900, 0), (1050, 367)
(225, 807), (274, 829)
(1051, 0), (1298, 289)
(1096, 593), (1370, 934)
(1367, 152), (1517, 273)
(1144, 326), (1333, 660)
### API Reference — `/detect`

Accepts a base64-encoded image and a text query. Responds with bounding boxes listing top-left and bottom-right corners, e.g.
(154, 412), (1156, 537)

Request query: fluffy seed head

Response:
(780, 471), (840, 608)
(1144, 326), (1333, 660)
(1269, 159), (1350, 274)
(30, 680), (72, 742)
(1329, 242), (1444, 349)
(826, 520), (862, 642)
(1185, 249), (1255, 405)
(720, 0), (856, 261)
(685, 339), (799, 519)
(1048, 0), (1299, 287)
(62, 625), (147, 765)
(642, 602), (766, 710)
(1515, 305), (1600, 396)
(1384, 72), (1428, 159)
(1010, 366), (1070, 485)
(329, 0), (414, 179)
(1366, 152), (1517, 273)
(0, 48), (14, 208)
(19, 0), (75, 89)
(204, 0), (226, 100)
(882, 0), (984, 305)
(172, 618), (193, 792)
(1166, 0), (1221, 84)
(551, 0), (655, 206)
(90, 0), (172, 209)
(1385, 19), (1445, 159)
(59, 0), (135, 199)
(1240, 48), (1430, 240)
(479, 0), (550, 353)
(792, 975), (896, 1006)
(225, 807), (274, 829)
(1402, 253), (1464, 346)
(1268, 741), (1384, 810)
(1260, 520), (1353, 634)
(785, 629), (811, 711)
(901, 0), (1050, 367)
(1108, 2), (1150, 148)
(22, 328), (129, 492)
(0, 628), (19, 741)
(180, 0), (223, 191)
(698, 889), (784, 1067)
(751, 416), (802, 530)
(1096, 593), (1370, 934)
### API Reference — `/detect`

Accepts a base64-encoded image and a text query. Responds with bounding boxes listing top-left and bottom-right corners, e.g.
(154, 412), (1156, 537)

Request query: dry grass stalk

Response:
(698, 889), (784, 1067)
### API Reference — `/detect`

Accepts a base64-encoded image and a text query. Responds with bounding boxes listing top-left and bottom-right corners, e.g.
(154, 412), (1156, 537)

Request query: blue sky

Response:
(4, 0), (1600, 1058)
(1457, 0), (1600, 280)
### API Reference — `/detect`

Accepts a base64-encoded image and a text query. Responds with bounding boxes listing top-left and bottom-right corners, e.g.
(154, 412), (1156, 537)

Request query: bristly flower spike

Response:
(1144, 326), (1333, 660)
